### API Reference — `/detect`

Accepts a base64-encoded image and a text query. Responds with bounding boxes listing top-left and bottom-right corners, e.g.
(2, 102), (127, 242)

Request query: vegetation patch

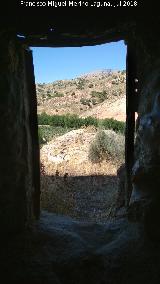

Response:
(38, 125), (72, 146)
(90, 90), (108, 103)
(51, 91), (64, 98)
(38, 112), (125, 133)
(80, 98), (91, 106)
(88, 130), (125, 165)
(76, 78), (86, 90)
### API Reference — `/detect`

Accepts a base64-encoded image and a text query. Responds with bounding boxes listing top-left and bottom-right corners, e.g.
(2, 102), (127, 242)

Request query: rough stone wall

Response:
(0, 31), (40, 234)
(128, 26), (160, 239)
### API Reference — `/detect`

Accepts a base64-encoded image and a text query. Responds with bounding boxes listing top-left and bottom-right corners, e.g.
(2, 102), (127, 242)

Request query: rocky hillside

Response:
(36, 70), (126, 121)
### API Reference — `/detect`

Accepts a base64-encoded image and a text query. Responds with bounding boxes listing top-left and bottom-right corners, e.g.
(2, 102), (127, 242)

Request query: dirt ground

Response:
(40, 173), (118, 222)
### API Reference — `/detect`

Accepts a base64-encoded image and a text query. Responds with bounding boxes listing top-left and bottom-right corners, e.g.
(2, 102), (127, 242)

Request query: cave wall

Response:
(0, 31), (40, 234)
(128, 25), (160, 239)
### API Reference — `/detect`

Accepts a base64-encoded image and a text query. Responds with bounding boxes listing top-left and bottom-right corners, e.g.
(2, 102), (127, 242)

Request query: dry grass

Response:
(40, 168), (118, 222)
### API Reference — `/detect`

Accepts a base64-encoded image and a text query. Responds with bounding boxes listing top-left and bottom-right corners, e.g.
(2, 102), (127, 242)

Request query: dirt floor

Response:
(1, 211), (160, 284)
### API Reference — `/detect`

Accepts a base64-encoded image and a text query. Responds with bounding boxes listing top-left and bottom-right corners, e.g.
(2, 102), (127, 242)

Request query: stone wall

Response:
(128, 26), (160, 239)
(0, 31), (40, 235)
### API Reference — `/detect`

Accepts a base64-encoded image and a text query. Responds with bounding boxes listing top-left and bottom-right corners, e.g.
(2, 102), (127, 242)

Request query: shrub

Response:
(38, 127), (46, 145)
(51, 92), (64, 98)
(38, 125), (73, 146)
(88, 130), (125, 164)
(88, 130), (108, 163)
(80, 98), (91, 106)
(90, 90), (108, 102)
(100, 118), (125, 134)
(38, 113), (125, 134)
(38, 112), (52, 125)
(38, 126), (55, 146)
(76, 78), (85, 90)
(121, 70), (126, 75)
(91, 98), (97, 105)
(85, 116), (98, 126)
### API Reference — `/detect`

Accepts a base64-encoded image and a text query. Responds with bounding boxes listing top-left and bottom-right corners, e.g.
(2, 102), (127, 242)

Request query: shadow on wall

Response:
(40, 173), (125, 222)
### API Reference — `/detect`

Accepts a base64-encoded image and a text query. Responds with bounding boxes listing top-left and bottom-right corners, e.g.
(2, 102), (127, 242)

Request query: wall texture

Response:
(128, 26), (160, 239)
(0, 31), (40, 234)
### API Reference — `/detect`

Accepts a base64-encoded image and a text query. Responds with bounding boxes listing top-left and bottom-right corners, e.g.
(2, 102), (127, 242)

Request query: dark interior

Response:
(1, 5), (160, 283)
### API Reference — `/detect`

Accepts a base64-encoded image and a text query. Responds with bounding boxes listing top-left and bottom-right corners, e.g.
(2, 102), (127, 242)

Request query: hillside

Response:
(36, 70), (126, 121)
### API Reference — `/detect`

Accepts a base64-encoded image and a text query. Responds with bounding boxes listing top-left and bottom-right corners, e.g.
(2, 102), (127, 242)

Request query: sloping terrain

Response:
(80, 96), (126, 121)
(37, 70), (126, 121)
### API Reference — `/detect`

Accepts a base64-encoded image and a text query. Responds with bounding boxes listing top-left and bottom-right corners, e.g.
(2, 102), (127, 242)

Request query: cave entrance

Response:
(31, 40), (136, 222)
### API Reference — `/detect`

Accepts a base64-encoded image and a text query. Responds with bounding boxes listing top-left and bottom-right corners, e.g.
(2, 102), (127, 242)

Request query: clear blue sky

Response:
(31, 40), (126, 83)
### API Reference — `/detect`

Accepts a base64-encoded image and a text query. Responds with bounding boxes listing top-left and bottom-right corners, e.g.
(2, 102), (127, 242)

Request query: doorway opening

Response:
(32, 41), (127, 223)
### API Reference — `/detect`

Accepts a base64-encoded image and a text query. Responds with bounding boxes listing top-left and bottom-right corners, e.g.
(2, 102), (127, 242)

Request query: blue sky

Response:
(31, 40), (126, 83)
